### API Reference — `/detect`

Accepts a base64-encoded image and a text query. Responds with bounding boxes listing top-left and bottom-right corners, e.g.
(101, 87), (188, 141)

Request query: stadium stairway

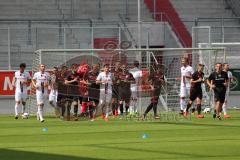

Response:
(144, 0), (192, 47)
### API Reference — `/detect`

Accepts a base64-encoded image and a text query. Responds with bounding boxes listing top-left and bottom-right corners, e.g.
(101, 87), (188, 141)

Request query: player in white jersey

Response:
(222, 63), (232, 119)
(32, 64), (51, 122)
(12, 63), (31, 119)
(179, 57), (194, 114)
(48, 66), (60, 117)
(129, 60), (142, 115)
(96, 64), (113, 122)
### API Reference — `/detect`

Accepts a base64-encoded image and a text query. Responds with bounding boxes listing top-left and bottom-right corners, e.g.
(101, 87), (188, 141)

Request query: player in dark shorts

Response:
(87, 63), (100, 120)
(57, 66), (68, 120)
(207, 63), (228, 120)
(64, 64), (80, 120)
(184, 64), (205, 119)
(118, 64), (135, 116)
(111, 61), (122, 117)
(142, 64), (165, 120)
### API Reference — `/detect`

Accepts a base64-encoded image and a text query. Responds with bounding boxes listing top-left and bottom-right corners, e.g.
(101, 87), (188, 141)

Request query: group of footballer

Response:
(179, 57), (232, 120)
(12, 56), (232, 122)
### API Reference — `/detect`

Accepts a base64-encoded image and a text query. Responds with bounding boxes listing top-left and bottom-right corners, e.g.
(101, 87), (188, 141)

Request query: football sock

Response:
(15, 103), (20, 116)
(197, 104), (201, 115)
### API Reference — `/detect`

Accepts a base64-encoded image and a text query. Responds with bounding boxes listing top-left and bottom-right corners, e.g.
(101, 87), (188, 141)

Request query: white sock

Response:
(134, 100), (138, 113)
(222, 103), (227, 115)
(15, 103), (20, 116)
(105, 103), (109, 118)
(22, 104), (26, 113)
(129, 105), (134, 114)
(38, 106), (44, 120)
(180, 99), (186, 111)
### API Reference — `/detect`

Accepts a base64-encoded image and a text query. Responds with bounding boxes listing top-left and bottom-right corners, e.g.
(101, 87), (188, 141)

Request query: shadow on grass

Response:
(145, 121), (240, 128)
(0, 149), (103, 160)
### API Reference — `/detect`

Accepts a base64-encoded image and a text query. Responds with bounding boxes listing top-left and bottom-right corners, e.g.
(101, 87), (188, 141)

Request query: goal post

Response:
(28, 47), (226, 116)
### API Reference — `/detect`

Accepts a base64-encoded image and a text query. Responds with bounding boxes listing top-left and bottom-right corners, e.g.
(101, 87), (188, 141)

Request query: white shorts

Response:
(131, 87), (139, 99)
(49, 90), (58, 102)
(225, 89), (230, 102)
(99, 92), (112, 104)
(36, 91), (48, 105)
(179, 86), (190, 98)
(15, 92), (28, 102)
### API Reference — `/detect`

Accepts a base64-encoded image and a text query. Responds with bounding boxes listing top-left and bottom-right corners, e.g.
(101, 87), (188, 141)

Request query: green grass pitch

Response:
(0, 111), (240, 160)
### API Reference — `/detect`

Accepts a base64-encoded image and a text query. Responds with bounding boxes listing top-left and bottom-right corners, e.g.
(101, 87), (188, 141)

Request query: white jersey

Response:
(33, 71), (51, 94)
(14, 71), (31, 94)
(96, 72), (113, 94)
(226, 71), (233, 92)
(129, 67), (142, 91)
(180, 65), (194, 87)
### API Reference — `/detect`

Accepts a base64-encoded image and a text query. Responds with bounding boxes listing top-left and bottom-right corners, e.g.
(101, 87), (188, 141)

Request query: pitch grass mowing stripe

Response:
(0, 111), (240, 160)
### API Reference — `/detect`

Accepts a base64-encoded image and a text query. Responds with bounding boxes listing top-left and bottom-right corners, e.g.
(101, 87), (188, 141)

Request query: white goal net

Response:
(27, 47), (226, 117)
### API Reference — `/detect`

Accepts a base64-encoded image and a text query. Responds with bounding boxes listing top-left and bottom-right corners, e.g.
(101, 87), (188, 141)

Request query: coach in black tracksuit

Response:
(207, 63), (228, 120)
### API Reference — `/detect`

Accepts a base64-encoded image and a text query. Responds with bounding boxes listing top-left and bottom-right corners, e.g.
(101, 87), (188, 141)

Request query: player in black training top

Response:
(118, 64), (135, 116)
(142, 64), (165, 120)
(87, 63), (100, 120)
(207, 63), (228, 120)
(111, 61), (122, 117)
(64, 64), (80, 121)
(184, 64), (205, 119)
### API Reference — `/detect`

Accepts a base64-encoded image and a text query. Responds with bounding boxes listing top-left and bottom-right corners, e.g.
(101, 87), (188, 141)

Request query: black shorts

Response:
(214, 87), (226, 103)
(112, 86), (119, 99)
(89, 98), (99, 105)
(119, 89), (131, 103)
(66, 96), (82, 103)
(190, 88), (202, 101)
(153, 87), (161, 97)
(82, 96), (89, 102)
(57, 94), (66, 102)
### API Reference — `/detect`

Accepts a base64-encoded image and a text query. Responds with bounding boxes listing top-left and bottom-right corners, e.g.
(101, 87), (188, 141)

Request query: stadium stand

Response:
(170, 0), (240, 42)
(145, 0), (192, 47)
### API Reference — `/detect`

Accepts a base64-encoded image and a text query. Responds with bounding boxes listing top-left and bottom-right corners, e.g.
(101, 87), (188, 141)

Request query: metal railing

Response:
(0, 19), (171, 70)
(118, 14), (138, 47)
(225, 0), (240, 16)
(194, 17), (240, 43)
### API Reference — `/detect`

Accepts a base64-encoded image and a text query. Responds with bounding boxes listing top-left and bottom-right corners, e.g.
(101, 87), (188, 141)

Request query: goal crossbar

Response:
(35, 47), (226, 53)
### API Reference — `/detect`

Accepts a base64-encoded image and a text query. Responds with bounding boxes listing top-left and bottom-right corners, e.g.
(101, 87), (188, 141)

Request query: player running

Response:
(179, 57), (194, 115)
(207, 63), (228, 120)
(49, 67), (60, 117)
(142, 64), (165, 120)
(222, 63), (232, 119)
(184, 64), (205, 119)
(32, 64), (51, 122)
(12, 63), (31, 119)
(118, 64), (135, 116)
(111, 61), (122, 117)
(96, 64), (113, 122)
(129, 60), (142, 116)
